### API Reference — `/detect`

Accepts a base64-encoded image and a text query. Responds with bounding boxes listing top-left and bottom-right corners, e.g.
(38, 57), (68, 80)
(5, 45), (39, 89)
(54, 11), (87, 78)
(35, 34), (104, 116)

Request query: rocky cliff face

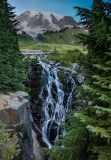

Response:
(0, 91), (44, 160)
(16, 10), (78, 37)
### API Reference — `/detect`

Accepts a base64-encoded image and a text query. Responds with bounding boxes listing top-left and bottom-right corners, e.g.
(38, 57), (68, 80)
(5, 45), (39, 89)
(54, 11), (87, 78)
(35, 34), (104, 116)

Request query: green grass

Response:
(18, 28), (88, 67)
(46, 48), (87, 67)
(41, 28), (87, 45)
(18, 28), (87, 50)
(18, 34), (36, 49)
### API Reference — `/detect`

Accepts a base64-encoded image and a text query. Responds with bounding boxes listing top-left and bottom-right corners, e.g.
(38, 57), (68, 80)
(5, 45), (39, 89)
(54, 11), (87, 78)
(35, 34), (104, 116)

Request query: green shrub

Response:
(0, 121), (20, 160)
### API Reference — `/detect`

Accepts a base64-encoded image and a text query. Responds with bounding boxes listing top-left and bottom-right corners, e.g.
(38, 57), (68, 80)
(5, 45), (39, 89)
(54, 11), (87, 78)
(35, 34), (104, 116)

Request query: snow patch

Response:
(28, 10), (63, 24)
(20, 21), (45, 37)
(42, 11), (63, 21)
(49, 24), (61, 31)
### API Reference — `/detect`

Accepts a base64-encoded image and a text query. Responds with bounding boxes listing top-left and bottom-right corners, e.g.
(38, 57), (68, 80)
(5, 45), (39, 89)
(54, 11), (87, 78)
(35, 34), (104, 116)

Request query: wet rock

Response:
(41, 87), (48, 99)
(57, 66), (71, 72)
(51, 82), (58, 101)
(75, 74), (85, 84)
(48, 121), (60, 145)
(72, 63), (79, 72)
(55, 62), (60, 66)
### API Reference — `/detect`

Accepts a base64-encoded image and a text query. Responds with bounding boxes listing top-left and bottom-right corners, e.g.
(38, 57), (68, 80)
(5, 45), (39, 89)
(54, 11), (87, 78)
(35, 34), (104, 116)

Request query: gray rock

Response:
(32, 130), (45, 160)
(8, 91), (30, 100)
(76, 74), (85, 84)
(0, 91), (35, 160)
(58, 66), (71, 72)
(70, 40), (75, 45)
(72, 63), (79, 72)
(55, 62), (61, 66)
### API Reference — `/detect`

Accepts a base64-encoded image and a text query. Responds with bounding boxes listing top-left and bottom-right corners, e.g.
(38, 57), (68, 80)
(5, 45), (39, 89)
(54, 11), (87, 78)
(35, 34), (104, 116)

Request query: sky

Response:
(8, 0), (93, 22)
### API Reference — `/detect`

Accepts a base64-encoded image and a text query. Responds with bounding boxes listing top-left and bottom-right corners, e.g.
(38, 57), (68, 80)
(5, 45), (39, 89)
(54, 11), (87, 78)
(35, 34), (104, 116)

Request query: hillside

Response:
(18, 28), (88, 50)
(36, 28), (87, 44)
(18, 28), (88, 67)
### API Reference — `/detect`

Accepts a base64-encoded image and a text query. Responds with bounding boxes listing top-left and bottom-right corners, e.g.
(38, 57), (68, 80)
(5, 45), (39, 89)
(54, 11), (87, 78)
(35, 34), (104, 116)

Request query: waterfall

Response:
(33, 59), (75, 148)
(28, 57), (75, 148)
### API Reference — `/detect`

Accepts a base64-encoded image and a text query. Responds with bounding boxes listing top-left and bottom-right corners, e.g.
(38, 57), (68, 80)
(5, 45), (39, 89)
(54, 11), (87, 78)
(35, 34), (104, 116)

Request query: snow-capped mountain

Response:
(16, 10), (78, 37)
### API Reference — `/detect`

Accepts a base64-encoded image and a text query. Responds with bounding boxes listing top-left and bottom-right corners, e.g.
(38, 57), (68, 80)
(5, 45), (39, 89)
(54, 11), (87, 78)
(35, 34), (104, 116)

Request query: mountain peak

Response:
(16, 10), (78, 37)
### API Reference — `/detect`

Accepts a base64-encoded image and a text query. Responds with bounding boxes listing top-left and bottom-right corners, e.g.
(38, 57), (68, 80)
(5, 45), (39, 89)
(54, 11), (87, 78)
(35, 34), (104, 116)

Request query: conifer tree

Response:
(0, 0), (27, 92)
(44, 117), (89, 160)
(73, 0), (111, 159)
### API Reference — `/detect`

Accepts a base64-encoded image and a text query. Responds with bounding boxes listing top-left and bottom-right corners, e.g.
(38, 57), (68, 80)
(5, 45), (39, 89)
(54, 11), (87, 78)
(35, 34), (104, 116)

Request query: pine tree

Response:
(44, 117), (89, 160)
(75, 50), (111, 160)
(74, 0), (111, 80)
(73, 0), (111, 159)
(0, 0), (27, 92)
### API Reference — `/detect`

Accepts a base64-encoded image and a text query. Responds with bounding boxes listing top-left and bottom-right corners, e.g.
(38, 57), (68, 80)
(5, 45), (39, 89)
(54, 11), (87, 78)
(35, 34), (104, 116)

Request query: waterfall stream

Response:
(30, 58), (75, 148)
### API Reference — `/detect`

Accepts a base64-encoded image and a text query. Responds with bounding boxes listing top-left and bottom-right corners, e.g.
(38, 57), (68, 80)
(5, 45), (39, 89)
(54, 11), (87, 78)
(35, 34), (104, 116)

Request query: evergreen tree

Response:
(73, 0), (111, 159)
(74, 0), (111, 80)
(44, 1), (111, 160)
(44, 117), (89, 160)
(0, 0), (27, 92)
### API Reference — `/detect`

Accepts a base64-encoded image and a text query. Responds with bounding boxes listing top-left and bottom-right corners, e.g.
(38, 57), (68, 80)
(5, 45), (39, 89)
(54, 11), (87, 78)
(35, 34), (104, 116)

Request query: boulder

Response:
(0, 91), (30, 132)
(72, 63), (79, 72)
(75, 74), (85, 84)
(0, 91), (35, 160)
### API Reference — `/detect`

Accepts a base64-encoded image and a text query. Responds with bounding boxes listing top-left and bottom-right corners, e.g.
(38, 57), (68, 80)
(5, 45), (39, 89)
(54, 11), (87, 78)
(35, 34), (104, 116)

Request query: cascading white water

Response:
(37, 59), (75, 148)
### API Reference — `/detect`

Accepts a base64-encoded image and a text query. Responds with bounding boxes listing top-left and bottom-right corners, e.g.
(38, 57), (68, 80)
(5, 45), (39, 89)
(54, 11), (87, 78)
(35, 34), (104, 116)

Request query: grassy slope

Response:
(41, 28), (87, 44)
(18, 28), (87, 50)
(18, 28), (87, 67)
